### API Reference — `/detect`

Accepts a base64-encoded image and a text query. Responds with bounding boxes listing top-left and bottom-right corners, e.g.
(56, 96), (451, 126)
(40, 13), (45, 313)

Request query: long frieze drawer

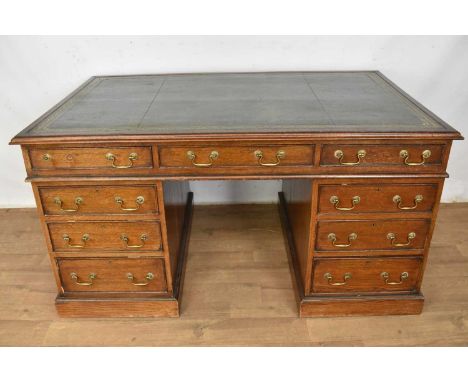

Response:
(318, 183), (438, 214)
(47, 221), (162, 252)
(311, 257), (422, 294)
(158, 145), (314, 168)
(320, 144), (445, 169)
(315, 219), (430, 252)
(57, 257), (168, 293)
(38, 185), (159, 216)
(28, 146), (153, 171)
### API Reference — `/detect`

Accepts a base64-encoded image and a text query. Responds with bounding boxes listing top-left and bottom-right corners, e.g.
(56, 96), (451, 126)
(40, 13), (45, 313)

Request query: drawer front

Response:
(48, 221), (162, 252)
(159, 145), (314, 168)
(57, 257), (167, 293)
(29, 146), (153, 171)
(318, 183), (438, 215)
(311, 257), (422, 294)
(316, 219), (430, 252)
(320, 144), (444, 169)
(39, 185), (159, 216)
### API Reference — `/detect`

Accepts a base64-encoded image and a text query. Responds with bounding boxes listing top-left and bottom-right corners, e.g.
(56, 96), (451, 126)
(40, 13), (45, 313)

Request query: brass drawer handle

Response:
(324, 272), (352, 286)
(63, 233), (89, 248)
(330, 195), (360, 211)
(334, 149), (366, 165)
(54, 196), (83, 212)
(127, 272), (154, 286)
(254, 150), (285, 166)
(328, 232), (357, 247)
(115, 196), (145, 211)
(387, 232), (416, 247)
(393, 194), (423, 210)
(70, 272), (96, 286)
(381, 271), (409, 285)
(186, 150), (219, 167)
(399, 149), (431, 166)
(120, 233), (148, 248)
(105, 152), (138, 168)
(42, 153), (52, 161)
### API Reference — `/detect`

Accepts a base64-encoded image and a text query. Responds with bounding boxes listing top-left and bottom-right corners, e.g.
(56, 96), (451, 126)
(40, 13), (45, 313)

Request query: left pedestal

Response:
(29, 175), (192, 318)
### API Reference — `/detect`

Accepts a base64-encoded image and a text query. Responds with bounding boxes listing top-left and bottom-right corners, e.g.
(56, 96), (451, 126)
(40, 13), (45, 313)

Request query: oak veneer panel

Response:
(55, 298), (179, 318)
(318, 183), (438, 215)
(281, 179), (313, 289)
(162, 181), (191, 279)
(57, 257), (168, 293)
(47, 221), (163, 252)
(159, 145), (314, 168)
(38, 184), (159, 216)
(311, 257), (422, 294)
(320, 142), (449, 173)
(320, 143), (445, 167)
(315, 219), (430, 252)
(300, 295), (424, 317)
(29, 146), (153, 170)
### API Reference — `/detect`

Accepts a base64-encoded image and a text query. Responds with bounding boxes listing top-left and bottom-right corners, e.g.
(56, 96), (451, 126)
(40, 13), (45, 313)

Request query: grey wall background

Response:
(1, 36), (467, 206)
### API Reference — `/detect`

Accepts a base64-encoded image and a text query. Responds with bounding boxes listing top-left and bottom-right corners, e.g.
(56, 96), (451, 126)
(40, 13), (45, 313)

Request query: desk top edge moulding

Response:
(10, 71), (463, 318)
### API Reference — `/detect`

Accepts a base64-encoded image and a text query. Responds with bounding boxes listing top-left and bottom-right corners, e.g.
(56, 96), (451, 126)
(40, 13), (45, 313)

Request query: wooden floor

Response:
(0, 203), (467, 346)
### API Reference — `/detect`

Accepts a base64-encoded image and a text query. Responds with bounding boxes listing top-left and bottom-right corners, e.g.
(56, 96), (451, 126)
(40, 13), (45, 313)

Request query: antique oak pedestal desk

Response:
(11, 72), (462, 318)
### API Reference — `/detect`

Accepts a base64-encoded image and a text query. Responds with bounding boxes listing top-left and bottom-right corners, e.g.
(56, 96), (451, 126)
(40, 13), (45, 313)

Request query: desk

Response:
(11, 72), (462, 317)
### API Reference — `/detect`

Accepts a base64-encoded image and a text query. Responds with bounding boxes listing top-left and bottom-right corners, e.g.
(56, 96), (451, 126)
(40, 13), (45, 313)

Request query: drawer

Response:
(311, 257), (422, 294)
(29, 146), (153, 172)
(57, 257), (167, 293)
(320, 144), (444, 169)
(159, 145), (314, 168)
(316, 219), (430, 252)
(38, 185), (159, 216)
(48, 221), (162, 252)
(318, 183), (438, 215)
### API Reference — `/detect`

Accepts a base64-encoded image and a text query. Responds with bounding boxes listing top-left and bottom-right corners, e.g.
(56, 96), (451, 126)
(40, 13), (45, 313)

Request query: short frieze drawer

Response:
(320, 144), (446, 172)
(28, 146), (154, 174)
(159, 144), (315, 169)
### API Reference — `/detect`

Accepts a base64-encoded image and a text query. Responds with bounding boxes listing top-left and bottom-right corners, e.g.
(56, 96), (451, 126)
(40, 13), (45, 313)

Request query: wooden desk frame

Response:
(10, 71), (463, 318)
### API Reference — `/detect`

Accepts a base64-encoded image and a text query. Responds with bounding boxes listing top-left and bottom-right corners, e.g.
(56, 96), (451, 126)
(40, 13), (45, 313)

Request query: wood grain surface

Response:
(320, 143), (445, 167)
(47, 221), (163, 252)
(29, 146), (154, 170)
(0, 203), (467, 346)
(158, 144), (315, 168)
(57, 257), (168, 293)
(315, 219), (430, 252)
(38, 184), (159, 216)
(317, 182), (438, 215)
(311, 257), (422, 294)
